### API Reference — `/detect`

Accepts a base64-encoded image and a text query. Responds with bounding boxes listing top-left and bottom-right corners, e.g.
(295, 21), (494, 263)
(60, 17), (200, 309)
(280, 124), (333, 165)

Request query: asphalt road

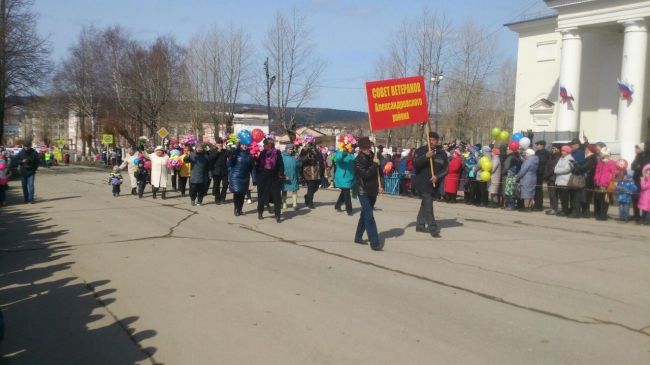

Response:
(1, 165), (649, 364)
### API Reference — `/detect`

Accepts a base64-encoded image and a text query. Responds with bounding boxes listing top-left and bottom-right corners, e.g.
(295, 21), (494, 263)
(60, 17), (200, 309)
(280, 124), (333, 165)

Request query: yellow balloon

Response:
(480, 171), (491, 182)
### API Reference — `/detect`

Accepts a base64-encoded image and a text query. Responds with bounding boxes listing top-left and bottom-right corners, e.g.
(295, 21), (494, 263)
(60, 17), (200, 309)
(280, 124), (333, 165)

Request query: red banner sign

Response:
(365, 76), (429, 131)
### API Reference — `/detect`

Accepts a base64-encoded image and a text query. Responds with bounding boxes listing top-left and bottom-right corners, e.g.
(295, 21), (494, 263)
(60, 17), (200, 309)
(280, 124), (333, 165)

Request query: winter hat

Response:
(643, 163), (650, 175)
(492, 148), (500, 156)
(636, 142), (645, 151)
(525, 148), (535, 157)
(561, 145), (572, 153)
(586, 144), (598, 154)
(155, 146), (164, 152)
(481, 146), (491, 154)
(358, 137), (373, 149)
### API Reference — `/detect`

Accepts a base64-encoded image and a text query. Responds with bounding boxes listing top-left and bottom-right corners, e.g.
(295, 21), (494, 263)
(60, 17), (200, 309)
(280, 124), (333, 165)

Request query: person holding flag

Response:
(413, 131), (448, 237)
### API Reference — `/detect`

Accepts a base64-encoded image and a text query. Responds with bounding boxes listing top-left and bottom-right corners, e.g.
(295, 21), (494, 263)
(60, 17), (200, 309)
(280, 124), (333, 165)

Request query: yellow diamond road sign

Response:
(157, 127), (169, 139)
(101, 134), (114, 145)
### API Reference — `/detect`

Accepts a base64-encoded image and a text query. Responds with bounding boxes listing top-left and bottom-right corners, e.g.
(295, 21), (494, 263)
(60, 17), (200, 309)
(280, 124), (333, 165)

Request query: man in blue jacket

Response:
(13, 141), (40, 203)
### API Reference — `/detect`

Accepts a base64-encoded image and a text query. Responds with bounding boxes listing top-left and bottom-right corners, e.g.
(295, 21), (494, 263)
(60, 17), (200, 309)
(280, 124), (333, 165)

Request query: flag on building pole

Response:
(559, 86), (574, 103)
(617, 79), (633, 101)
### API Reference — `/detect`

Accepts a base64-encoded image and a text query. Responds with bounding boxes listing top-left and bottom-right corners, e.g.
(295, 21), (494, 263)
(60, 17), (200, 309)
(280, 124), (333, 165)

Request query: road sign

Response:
(101, 134), (114, 145)
(157, 127), (169, 139)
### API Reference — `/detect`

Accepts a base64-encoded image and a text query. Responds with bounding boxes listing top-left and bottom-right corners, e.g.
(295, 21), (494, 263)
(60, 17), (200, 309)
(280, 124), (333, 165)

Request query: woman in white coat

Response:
(119, 147), (139, 195)
(145, 146), (170, 199)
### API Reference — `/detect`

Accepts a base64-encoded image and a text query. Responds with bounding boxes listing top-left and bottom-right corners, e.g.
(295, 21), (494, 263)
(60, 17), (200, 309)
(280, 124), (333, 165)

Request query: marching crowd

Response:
(1, 131), (649, 251)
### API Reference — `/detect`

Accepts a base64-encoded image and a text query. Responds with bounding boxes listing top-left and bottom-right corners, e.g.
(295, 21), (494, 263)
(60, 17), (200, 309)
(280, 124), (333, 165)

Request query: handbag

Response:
(567, 174), (586, 189)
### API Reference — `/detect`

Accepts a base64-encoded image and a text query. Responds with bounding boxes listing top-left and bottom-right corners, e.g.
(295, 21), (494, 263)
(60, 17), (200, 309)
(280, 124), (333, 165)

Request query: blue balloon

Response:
(133, 158), (140, 166)
(512, 132), (523, 142)
(238, 129), (253, 145)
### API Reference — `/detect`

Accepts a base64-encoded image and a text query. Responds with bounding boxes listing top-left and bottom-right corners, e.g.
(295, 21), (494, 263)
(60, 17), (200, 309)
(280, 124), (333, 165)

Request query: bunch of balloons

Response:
(251, 128), (265, 144)
(479, 156), (492, 182)
(491, 127), (510, 142)
(144, 160), (152, 170)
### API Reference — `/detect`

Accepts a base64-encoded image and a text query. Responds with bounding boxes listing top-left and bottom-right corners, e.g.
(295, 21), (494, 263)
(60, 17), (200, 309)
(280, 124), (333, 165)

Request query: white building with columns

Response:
(507, 0), (649, 163)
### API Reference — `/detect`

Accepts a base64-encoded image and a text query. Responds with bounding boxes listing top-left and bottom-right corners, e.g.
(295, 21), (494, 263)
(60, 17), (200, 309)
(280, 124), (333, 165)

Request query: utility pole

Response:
(264, 57), (276, 130)
(431, 71), (444, 135)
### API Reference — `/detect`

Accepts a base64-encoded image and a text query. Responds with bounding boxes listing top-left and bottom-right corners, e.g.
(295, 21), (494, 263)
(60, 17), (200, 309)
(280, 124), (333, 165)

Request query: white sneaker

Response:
(247, 199), (252, 204)
(282, 203), (288, 209)
(197, 202), (202, 206)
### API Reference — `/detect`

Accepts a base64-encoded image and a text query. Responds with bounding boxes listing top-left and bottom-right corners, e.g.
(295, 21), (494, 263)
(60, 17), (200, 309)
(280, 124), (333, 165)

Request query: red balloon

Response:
(144, 160), (152, 170)
(508, 141), (520, 151)
(138, 153), (145, 159)
(616, 159), (628, 171)
(252, 128), (265, 143)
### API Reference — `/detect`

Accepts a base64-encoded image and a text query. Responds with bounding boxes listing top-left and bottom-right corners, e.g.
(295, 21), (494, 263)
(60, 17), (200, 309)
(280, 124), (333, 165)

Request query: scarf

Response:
(261, 148), (278, 170)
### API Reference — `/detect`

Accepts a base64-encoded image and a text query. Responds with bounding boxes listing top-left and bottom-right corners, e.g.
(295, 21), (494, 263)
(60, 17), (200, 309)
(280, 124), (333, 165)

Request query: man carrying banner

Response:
(413, 131), (448, 237)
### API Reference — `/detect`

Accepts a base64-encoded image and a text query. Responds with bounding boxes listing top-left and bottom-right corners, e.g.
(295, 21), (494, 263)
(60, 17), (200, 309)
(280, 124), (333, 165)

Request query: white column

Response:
(556, 27), (582, 132)
(617, 19), (648, 164)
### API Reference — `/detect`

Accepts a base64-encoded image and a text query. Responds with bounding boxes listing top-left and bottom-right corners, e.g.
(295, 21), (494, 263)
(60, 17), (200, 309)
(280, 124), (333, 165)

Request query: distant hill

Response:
(236, 104), (368, 127)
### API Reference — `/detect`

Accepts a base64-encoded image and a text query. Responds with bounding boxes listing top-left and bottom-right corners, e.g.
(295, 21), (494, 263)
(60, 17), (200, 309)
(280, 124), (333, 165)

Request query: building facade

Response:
(507, 0), (650, 163)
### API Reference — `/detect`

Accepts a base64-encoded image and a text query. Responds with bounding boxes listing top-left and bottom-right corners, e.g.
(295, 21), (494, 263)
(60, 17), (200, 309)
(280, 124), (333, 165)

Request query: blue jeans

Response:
(21, 174), (35, 202)
(619, 202), (630, 221)
(355, 195), (379, 247)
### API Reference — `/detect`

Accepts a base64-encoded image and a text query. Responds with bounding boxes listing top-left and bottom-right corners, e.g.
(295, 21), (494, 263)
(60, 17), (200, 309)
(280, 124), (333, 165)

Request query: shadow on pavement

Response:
(0, 190), (158, 364)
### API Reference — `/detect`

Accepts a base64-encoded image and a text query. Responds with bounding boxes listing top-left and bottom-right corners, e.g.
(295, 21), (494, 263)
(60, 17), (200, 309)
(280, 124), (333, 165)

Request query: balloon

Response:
(512, 132), (523, 142)
(170, 149), (180, 157)
(383, 161), (393, 175)
(480, 156), (492, 172)
(616, 159), (628, 171)
(479, 171), (491, 182)
(519, 137), (531, 150)
(237, 129), (253, 145)
(133, 158), (140, 166)
(491, 127), (502, 139)
(144, 160), (152, 170)
(498, 131), (509, 141)
(508, 141), (520, 152)
(0, 163), (5, 170)
(251, 128), (265, 143)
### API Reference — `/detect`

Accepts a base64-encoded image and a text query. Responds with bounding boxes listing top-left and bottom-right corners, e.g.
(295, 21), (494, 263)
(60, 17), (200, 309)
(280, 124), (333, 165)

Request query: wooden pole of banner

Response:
(367, 118), (383, 195)
(424, 122), (436, 187)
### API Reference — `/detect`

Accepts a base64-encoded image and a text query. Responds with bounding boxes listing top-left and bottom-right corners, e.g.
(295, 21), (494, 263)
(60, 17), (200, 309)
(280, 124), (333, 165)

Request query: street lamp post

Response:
(430, 71), (444, 134)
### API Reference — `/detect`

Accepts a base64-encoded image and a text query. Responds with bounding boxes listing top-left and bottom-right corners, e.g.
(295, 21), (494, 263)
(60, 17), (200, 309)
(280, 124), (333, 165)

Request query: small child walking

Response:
(615, 172), (638, 222)
(135, 160), (149, 199)
(108, 166), (124, 197)
(638, 164), (650, 225)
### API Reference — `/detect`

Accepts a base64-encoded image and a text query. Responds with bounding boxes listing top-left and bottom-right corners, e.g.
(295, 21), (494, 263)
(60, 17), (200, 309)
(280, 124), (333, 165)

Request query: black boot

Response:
(152, 188), (157, 199)
(131, 187), (137, 195)
(161, 190), (166, 200)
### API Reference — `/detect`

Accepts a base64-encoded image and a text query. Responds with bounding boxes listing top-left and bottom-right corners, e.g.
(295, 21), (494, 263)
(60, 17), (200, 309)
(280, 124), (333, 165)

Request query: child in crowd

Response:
(135, 160), (148, 199)
(639, 164), (650, 225)
(108, 165), (124, 197)
(615, 172), (637, 222)
(0, 150), (11, 206)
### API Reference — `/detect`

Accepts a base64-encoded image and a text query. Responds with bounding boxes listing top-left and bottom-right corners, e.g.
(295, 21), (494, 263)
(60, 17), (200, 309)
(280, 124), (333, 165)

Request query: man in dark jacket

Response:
(209, 138), (230, 204)
(184, 144), (210, 206)
(569, 143), (598, 218)
(413, 132), (448, 237)
(533, 140), (550, 211)
(354, 137), (383, 251)
(13, 142), (40, 203)
(631, 141), (650, 221)
(256, 138), (285, 223)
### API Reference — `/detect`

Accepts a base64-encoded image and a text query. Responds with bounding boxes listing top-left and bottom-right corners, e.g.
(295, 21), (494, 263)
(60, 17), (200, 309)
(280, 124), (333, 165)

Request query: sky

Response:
(33, 0), (551, 112)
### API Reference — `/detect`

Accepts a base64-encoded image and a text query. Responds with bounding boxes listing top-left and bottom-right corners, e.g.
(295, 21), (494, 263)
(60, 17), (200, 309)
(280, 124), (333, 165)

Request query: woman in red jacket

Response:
(444, 150), (463, 203)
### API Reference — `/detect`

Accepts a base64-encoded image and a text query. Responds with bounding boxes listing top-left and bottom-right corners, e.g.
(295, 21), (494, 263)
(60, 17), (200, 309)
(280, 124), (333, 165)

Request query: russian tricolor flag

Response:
(559, 87), (574, 102)
(617, 80), (633, 101)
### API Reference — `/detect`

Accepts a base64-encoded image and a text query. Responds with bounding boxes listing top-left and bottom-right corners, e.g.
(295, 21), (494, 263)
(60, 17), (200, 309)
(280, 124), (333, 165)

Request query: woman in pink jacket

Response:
(639, 164), (650, 225)
(593, 148), (617, 221)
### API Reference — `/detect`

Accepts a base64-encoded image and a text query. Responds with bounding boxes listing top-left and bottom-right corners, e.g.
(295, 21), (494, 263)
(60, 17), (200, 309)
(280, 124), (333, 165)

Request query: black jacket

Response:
(413, 145), (448, 194)
(209, 148), (229, 177)
(544, 152), (561, 182)
(535, 149), (551, 181)
(14, 148), (40, 177)
(572, 153), (598, 188)
(255, 148), (285, 181)
(631, 140), (650, 185)
(185, 151), (210, 184)
(355, 152), (380, 196)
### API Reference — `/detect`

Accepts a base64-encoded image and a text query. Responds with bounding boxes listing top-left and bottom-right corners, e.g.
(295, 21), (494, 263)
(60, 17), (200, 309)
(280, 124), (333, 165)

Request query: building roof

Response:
(504, 14), (558, 28)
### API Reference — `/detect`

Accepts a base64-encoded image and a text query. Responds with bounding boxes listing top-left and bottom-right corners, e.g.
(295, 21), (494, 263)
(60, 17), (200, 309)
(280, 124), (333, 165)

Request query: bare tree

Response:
(53, 25), (108, 155)
(0, 0), (51, 143)
(445, 21), (498, 143)
(108, 31), (184, 145)
(185, 26), (252, 139)
(264, 9), (324, 138)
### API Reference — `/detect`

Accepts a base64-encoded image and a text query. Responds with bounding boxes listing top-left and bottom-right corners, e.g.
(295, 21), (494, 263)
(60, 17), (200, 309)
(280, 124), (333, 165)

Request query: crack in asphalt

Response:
(391, 251), (634, 306)
(81, 275), (160, 365)
(234, 223), (650, 339)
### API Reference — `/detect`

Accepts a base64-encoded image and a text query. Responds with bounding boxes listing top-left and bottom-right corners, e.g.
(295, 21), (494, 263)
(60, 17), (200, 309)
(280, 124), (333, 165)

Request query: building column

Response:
(556, 27), (582, 133)
(617, 19), (648, 164)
